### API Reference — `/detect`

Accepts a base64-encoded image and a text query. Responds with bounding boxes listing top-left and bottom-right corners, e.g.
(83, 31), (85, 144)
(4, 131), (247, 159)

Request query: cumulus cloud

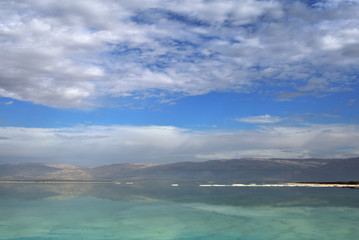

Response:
(0, 0), (358, 108)
(0, 124), (359, 165)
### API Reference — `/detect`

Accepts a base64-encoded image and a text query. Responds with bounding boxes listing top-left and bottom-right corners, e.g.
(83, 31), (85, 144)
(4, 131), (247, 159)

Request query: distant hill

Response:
(295, 157), (359, 181)
(0, 163), (61, 180)
(0, 157), (358, 182)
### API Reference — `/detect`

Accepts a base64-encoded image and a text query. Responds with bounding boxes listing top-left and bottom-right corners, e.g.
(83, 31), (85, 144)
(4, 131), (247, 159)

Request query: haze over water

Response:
(0, 182), (358, 240)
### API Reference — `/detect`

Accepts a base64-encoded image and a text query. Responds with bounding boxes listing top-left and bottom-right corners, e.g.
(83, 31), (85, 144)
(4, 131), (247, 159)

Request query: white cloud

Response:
(0, 101), (13, 105)
(0, 124), (358, 165)
(0, 0), (358, 108)
(236, 115), (283, 124)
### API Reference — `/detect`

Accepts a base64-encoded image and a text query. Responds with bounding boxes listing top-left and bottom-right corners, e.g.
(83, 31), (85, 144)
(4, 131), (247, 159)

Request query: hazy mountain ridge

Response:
(0, 157), (358, 182)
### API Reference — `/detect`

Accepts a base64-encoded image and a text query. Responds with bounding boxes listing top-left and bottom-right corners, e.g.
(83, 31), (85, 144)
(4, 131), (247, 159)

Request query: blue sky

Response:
(0, 0), (359, 166)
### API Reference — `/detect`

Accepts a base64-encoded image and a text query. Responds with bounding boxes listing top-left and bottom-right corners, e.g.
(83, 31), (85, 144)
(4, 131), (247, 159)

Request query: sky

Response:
(0, 0), (359, 166)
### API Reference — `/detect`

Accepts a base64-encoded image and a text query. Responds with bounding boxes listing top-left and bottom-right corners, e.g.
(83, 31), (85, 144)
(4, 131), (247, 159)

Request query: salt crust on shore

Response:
(199, 183), (359, 188)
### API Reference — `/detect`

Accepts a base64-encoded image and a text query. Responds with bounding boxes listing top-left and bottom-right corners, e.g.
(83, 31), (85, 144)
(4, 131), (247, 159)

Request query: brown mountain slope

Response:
(0, 157), (358, 182)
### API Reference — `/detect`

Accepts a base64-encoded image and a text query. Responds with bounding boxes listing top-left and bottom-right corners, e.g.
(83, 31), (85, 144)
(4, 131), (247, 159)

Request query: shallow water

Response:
(0, 182), (358, 240)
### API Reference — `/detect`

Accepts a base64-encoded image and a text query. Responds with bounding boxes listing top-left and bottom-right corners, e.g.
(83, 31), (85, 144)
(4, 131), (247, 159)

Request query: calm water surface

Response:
(0, 182), (358, 240)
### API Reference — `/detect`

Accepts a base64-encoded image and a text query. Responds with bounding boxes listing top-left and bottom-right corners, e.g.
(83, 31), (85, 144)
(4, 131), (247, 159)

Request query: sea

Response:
(0, 181), (358, 240)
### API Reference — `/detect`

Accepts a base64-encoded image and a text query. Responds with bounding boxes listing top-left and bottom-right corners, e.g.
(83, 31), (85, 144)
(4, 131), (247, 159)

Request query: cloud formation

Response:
(1, 124), (358, 165)
(0, 0), (358, 108)
(236, 115), (283, 124)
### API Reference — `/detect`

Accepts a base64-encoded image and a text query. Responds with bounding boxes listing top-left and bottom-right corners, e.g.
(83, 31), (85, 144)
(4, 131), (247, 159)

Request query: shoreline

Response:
(0, 180), (358, 188)
(199, 182), (359, 188)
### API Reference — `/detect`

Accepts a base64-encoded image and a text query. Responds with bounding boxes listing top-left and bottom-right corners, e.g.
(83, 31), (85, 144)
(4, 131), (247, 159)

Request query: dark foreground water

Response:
(0, 182), (358, 240)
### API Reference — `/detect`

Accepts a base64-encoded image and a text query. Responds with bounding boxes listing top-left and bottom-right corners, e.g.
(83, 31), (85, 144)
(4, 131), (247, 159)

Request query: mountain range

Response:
(0, 157), (358, 182)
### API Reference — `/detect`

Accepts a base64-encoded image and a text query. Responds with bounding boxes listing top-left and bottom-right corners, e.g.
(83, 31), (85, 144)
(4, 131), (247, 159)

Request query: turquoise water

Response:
(0, 182), (358, 240)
